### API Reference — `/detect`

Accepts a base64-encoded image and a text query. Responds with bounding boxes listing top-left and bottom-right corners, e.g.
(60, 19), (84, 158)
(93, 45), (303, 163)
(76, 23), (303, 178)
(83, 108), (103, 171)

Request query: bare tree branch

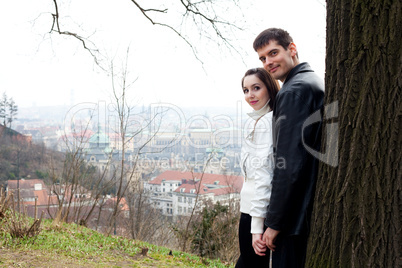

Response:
(129, 0), (205, 64)
(50, 0), (105, 69)
(48, 0), (244, 67)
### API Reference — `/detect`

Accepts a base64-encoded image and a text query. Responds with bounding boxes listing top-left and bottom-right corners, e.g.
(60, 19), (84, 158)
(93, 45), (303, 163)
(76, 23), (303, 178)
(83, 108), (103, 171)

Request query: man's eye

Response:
(260, 57), (266, 62)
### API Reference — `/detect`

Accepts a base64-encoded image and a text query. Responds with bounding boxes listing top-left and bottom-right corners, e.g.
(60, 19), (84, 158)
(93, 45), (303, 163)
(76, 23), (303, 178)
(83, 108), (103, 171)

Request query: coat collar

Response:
(283, 62), (313, 85)
(247, 100), (271, 120)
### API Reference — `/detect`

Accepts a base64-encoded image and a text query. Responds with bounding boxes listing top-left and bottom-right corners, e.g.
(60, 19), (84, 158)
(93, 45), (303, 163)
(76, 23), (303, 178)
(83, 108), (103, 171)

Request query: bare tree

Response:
(79, 48), (177, 235)
(47, 108), (116, 226)
(172, 154), (214, 253)
(126, 178), (175, 246)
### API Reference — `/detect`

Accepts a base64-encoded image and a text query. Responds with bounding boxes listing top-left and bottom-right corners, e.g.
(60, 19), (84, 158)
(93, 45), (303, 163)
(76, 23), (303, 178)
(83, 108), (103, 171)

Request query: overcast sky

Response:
(0, 0), (326, 110)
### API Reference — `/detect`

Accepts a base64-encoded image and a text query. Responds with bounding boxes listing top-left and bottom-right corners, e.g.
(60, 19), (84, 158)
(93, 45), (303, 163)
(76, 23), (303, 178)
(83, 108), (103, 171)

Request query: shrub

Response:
(0, 191), (43, 239)
(0, 190), (12, 220)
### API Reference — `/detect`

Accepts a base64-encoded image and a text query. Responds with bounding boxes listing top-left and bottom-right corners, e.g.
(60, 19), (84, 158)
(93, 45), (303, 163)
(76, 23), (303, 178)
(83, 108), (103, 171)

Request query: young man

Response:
(253, 28), (324, 267)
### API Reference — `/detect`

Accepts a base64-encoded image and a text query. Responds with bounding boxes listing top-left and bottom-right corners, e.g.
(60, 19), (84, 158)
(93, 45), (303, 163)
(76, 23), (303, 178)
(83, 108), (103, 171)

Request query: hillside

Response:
(0, 219), (233, 268)
(0, 124), (63, 186)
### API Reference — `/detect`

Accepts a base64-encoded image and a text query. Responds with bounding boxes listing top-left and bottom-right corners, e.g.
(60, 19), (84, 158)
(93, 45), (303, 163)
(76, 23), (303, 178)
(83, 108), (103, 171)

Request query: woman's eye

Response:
(254, 86), (260, 90)
(243, 89), (249, 94)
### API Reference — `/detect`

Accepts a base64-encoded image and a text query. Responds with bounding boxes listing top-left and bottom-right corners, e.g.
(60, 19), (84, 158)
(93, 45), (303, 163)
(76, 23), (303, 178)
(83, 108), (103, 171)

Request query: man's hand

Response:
(252, 233), (267, 256)
(263, 227), (280, 251)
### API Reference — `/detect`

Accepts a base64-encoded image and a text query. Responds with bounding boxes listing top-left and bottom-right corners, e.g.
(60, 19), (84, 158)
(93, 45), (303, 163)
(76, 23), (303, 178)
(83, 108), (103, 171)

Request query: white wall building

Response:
(144, 170), (243, 217)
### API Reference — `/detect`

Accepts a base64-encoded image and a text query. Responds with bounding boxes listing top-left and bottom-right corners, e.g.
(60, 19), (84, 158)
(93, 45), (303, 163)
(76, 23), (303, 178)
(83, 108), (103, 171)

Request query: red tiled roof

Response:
(175, 179), (242, 195)
(7, 179), (57, 206)
(19, 190), (53, 206)
(7, 179), (46, 190)
(149, 170), (243, 194)
(104, 197), (129, 211)
(209, 186), (240, 196)
(35, 190), (52, 206)
(149, 170), (243, 186)
(148, 170), (190, 184)
(176, 183), (210, 195)
(58, 129), (94, 143)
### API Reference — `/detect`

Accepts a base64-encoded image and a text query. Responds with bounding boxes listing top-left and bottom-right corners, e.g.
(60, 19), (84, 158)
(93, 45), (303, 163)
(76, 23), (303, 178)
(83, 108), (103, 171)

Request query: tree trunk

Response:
(306, 0), (401, 267)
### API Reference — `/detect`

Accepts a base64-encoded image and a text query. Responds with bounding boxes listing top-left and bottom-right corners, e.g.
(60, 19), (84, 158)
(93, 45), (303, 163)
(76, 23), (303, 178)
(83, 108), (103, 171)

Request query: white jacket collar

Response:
(247, 100), (271, 120)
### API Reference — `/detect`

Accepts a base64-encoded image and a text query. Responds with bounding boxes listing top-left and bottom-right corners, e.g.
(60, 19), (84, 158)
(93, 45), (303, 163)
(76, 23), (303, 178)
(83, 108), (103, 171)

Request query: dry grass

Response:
(0, 189), (43, 239)
(0, 189), (13, 220)
(4, 211), (43, 238)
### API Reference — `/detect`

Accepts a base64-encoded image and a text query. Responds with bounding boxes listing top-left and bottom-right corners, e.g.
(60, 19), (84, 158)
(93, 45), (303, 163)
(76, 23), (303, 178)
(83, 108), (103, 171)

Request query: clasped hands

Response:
(252, 227), (280, 255)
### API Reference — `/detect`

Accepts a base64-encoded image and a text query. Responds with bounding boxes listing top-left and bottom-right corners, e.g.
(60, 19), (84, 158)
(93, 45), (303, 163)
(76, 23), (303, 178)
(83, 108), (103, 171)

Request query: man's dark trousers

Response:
(272, 233), (309, 268)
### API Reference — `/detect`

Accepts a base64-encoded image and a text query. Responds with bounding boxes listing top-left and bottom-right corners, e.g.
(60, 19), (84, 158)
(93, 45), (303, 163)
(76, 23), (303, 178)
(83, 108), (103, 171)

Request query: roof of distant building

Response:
(7, 179), (46, 190)
(188, 129), (214, 133)
(103, 197), (129, 211)
(7, 179), (57, 206)
(89, 131), (110, 145)
(206, 148), (224, 153)
(148, 170), (243, 194)
(21, 129), (42, 137)
(175, 183), (240, 196)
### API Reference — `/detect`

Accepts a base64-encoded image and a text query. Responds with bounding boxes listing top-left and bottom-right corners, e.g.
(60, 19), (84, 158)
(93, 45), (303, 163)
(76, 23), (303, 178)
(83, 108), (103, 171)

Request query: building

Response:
(6, 179), (130, 235)
(144, 170), (243, 218)
(6, 179), (57, 208)
(85, 128), (117, 171)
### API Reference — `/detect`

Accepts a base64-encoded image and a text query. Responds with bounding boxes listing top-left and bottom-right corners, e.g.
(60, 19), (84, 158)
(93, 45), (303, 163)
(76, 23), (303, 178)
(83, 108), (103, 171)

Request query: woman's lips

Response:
(250, 100), (258, 105)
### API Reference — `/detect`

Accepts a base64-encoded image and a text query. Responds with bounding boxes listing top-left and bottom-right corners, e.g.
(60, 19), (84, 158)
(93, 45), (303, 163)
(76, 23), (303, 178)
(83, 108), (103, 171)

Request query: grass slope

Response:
(0, 219), (233, 268)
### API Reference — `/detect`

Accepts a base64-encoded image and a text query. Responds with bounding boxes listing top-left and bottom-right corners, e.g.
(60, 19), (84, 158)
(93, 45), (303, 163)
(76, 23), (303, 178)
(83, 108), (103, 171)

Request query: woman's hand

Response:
(252, 233), (267, 256)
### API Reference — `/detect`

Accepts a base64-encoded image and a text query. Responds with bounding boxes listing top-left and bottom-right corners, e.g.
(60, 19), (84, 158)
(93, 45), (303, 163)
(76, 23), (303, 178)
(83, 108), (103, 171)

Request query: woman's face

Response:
(243, 74), (270, 111)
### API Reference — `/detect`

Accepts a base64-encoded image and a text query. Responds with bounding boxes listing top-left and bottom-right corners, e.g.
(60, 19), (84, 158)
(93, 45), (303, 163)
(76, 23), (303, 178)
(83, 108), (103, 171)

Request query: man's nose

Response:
(264, 59), (272, 69)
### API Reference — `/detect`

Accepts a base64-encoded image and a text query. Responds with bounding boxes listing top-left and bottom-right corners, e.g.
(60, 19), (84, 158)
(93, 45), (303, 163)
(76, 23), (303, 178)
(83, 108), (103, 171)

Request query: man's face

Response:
(256, 40), (297, 82)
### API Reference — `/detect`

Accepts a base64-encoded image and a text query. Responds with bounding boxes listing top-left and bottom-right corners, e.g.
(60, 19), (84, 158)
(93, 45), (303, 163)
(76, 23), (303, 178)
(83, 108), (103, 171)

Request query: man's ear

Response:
(288, 42), (297, 57)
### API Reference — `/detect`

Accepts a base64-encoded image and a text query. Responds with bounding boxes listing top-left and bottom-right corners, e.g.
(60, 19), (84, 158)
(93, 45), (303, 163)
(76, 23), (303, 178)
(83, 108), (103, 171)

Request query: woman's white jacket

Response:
(240, 104), (274, 234)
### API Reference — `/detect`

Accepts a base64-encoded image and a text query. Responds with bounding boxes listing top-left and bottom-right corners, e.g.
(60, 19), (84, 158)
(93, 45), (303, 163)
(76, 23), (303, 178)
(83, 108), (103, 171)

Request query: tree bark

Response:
(306, 0), (401, 267)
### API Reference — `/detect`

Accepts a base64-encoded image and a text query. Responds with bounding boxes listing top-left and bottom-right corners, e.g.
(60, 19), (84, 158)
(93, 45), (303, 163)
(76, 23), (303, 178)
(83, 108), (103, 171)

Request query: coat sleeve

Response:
(249, 115), (274, 234)
(265, 89), (315, 232)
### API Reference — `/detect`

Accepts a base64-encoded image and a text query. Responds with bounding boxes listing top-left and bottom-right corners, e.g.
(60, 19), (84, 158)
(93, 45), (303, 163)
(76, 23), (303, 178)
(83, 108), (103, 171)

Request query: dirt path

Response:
(0, 248), (167, 268)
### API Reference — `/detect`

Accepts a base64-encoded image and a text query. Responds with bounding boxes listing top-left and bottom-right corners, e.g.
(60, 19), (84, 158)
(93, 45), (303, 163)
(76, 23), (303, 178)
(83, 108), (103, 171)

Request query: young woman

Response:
(236, 68), (279, 268)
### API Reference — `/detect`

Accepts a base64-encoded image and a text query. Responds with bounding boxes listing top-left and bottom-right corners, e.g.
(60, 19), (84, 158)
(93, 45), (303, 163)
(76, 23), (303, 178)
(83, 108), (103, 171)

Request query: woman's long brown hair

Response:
(241, 68), (280, 110)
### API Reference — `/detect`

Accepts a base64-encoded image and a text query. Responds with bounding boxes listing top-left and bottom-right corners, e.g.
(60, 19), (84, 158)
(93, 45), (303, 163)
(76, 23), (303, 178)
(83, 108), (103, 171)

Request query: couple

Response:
(237, 28), (324, 268)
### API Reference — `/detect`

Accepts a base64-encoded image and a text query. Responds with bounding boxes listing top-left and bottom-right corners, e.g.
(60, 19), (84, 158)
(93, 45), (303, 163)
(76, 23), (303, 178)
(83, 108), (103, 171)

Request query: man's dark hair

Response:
(253, 28), (294, 52)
